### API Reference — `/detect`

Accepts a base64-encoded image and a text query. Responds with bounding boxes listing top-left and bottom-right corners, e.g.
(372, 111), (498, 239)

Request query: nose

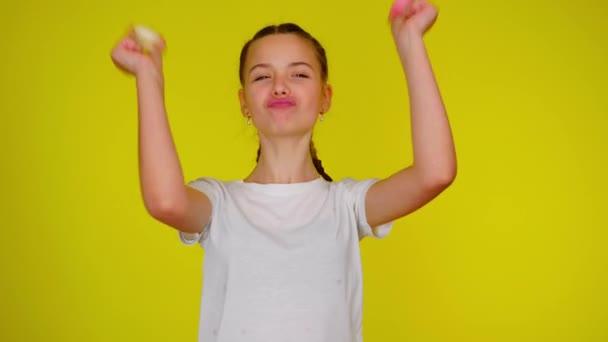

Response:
(272, 76), (290, 96)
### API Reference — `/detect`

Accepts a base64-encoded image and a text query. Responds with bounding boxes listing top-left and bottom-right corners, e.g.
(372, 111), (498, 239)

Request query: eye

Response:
(253, 75), (269, 82)
(295, 73), (309, 78)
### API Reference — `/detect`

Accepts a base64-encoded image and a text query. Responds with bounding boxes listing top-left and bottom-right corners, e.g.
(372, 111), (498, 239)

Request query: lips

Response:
(267, 98), (296, 109)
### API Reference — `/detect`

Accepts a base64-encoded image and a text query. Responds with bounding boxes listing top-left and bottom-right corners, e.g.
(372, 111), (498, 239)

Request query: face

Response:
(239, 34), (332, 138)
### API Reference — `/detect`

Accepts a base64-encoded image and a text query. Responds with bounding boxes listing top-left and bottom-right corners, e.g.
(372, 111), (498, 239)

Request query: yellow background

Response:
(2, 0), (607, 341)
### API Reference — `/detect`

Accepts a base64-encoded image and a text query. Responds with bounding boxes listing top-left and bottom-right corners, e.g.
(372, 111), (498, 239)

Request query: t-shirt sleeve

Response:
(178, 177), (223, 246)
(348, 178), (394, 240)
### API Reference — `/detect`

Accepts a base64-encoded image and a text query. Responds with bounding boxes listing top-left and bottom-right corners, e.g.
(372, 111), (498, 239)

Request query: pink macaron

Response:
(389, 0), (413, 20)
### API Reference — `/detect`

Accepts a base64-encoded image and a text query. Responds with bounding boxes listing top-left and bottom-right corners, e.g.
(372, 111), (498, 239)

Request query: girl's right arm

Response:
(111, 29), (211, 234)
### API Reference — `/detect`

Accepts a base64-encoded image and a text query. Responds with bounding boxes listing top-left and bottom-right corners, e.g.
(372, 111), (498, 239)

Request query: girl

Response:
(110, 0), (456, 340)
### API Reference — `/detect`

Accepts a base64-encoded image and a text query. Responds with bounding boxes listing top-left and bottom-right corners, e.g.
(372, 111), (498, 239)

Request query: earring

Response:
(319, 111), (325, 122)
(247, 116), (252, 125)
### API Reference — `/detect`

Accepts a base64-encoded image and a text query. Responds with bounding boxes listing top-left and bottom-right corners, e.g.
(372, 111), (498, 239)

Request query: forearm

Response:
(398, 35), (456, 183)
(136, 70), (186, 214)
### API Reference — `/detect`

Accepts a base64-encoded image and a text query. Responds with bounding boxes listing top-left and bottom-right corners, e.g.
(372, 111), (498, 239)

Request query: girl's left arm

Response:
(366, 0), (457, 228)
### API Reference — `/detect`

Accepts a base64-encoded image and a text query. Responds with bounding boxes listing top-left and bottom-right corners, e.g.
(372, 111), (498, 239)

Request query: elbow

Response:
(440, 165), (457, 187)
(146, 197), (185, 223)
(416, 152), (457, 191)
(422, 165), (457, 193)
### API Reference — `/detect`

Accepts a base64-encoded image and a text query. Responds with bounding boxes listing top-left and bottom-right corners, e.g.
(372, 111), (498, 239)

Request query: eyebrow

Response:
(249, 62), (314, 74)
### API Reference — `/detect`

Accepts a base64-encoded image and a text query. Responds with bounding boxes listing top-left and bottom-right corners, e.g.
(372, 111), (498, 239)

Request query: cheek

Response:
(245, 88), (266, 111)
(300, 85), (324, 105)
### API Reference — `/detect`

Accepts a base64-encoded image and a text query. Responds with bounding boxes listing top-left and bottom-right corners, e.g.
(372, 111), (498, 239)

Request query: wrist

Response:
(395, 32), (425, 56)
(136, 64), (164, 87)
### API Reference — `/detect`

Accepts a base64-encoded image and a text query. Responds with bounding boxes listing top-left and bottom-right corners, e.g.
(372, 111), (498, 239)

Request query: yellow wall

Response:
(2, 0), (606, 341)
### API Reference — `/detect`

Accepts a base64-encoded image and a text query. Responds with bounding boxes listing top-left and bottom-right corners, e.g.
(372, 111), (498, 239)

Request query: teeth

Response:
(133, 25), (161, 52)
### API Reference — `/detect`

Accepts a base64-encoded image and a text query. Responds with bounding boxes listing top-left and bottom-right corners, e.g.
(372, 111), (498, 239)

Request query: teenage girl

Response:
(110, 0), (456, 340)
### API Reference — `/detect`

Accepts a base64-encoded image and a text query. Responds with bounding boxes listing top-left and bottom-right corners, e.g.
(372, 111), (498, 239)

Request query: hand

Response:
(110, 27), (166, 77)
(389, 0), (439, 49)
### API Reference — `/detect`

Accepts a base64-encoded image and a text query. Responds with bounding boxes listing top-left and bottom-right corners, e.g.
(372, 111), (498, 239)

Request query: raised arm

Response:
(366, 0), (457, 228)
(111, 28), (211, 234)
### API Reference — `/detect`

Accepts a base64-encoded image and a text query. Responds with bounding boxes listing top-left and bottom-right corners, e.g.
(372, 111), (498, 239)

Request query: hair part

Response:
(240, 23), (332, 182)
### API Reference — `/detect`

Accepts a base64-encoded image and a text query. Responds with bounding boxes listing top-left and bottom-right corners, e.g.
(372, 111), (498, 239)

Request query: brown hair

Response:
(239, 23), (332, 182)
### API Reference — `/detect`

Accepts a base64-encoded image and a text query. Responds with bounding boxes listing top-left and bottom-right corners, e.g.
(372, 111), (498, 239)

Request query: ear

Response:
(321, 84), (333, 113)
(238, 88), (249, 118)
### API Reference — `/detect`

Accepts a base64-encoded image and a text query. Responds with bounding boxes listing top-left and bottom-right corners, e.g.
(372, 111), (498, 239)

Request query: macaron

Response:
(133, 25), (162, 52)
(390, 0), (413, 20)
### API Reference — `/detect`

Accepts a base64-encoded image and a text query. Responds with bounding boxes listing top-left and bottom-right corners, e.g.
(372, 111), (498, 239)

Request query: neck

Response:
(244, 136), (319, 184)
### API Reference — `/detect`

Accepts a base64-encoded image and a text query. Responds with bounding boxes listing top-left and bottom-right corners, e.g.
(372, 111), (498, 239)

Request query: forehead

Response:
(247, 34), (317, 66)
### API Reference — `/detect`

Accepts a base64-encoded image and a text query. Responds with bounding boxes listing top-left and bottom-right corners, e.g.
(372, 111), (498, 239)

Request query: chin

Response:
(258, 121), (315, 139)
(255, 110), (317, 136)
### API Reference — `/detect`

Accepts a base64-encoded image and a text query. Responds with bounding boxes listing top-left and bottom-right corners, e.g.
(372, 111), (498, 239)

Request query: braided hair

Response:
(254, 140), (332, 182)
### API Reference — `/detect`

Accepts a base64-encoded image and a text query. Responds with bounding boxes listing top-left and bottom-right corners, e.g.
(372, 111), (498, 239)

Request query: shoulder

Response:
(330, 177), (380, 195)
(186, 177), (243, 200)
(327, 177), (381, 208)
(331, 177), (394, 239)
(187, 176), (244, 188)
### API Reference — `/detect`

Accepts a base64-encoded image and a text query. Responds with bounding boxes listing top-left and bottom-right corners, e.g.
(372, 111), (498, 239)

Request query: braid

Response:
(310, 141), (333, 182)
(254, 141), (333, 182)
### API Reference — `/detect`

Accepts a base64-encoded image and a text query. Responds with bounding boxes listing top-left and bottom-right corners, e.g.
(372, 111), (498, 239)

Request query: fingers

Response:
(411, 0), (425, 15)
(149, 44), (164, 69)
(110, 43), (134, 71)
(390, 0), (436, 23)
(120, 36), (143, 53)
(421, 2), (439, 23)
(151, 35), (167, 54)
(405, 0), (419, 18)
(111, 36), (144, 74)
(389, 0), (415, 21)
(147, 34), (166, 68)
(111, 24), (166, 75)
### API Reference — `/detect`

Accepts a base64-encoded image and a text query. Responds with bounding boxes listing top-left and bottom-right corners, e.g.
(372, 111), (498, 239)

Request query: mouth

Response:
(267, 98), (296, 109)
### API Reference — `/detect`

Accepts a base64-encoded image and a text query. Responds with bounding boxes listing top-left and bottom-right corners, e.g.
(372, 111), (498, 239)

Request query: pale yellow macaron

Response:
(133, 25), (162, 52)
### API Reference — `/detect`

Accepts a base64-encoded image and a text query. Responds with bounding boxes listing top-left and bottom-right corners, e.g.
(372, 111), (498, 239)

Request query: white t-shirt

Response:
(179, 176), (393, 342)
